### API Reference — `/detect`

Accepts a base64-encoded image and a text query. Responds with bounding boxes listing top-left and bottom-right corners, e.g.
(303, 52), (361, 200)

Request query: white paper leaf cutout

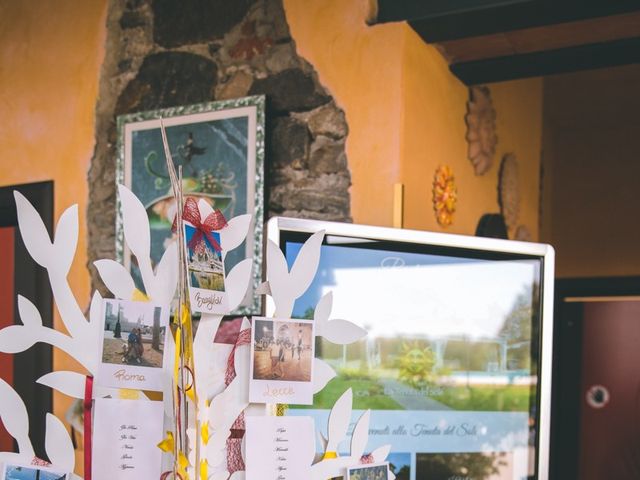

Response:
(0, 326), (36, 353)
(0, 379), (34, 458)
(17, 294), (44, 328)
(370, 444), (391, 463)
(220, 214), (251, 257)
(118, 184), (151, 260)
(313, 358), (337, 394)
(14, 191), (53, 267)
(226, 258), (253, 312)
(45, 413), (75, 472)
(288, 230), (324, 299)
(255, 281), (271, 295)
(94, 259), (136, 300)
(350, 410), (371, 459)
(52, 204), (79, 274)
(37, 371), (86, 399)
(152, 241), (178, 305)
(314, 292), (333, 325)
(319, 319), (367, 345)
(326, 388), (352, 453)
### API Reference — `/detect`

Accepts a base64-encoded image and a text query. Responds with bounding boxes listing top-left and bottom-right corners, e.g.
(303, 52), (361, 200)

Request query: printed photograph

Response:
(347, 462), (389, 480)
(415, 452), (513, 480)
(101, 299), (166, 368)
(3, 463), (67, 480)
(252, 319), (314, 382)
(185, 224), (225, 292)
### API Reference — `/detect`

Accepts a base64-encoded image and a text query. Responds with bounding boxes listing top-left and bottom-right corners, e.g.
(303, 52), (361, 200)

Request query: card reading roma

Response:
(96, 298), (169, 391)
(249, 317), (315, 405)
(183, 222), (228, 314)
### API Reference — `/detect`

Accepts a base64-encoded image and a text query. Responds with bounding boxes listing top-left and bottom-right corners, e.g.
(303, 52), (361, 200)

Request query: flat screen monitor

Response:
(266, 217), (554, 480)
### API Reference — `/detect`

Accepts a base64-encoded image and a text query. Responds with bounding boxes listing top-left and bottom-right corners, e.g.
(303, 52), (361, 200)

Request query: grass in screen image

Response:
(295, 286), (535, 412)
(253, 319), (313, 382)
(102, 300), (165, 368)
(4, 464), (66, 480)
(186, 225), (225, 292)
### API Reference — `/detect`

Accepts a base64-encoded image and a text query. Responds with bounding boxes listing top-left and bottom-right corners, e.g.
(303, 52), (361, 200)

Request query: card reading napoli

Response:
(95, 298), (169, 391)
(249, 317), (315, 405)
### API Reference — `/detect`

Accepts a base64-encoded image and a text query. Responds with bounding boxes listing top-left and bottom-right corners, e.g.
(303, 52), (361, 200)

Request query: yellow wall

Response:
(0, 0), (107, 459)
(285, 0), (543, 238)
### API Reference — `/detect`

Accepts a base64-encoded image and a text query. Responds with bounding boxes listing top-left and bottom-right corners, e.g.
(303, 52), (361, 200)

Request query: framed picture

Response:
(116, 95), (265, 315)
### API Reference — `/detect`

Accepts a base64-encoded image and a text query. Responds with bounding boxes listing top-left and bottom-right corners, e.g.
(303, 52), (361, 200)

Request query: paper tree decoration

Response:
(0, 185), (395, 480)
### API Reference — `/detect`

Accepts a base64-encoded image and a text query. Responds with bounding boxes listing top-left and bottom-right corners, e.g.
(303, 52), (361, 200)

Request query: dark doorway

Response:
(0, 181), (54, 459)
(551, 277), (640, 479)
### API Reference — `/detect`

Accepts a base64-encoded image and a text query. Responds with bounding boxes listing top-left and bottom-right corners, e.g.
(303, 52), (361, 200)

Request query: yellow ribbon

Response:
(131, 288), (149, 302)
(323, 451), (338, 459)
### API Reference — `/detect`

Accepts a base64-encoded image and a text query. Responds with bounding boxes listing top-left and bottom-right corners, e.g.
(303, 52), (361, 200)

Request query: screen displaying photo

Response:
(283, 235), (542, 479)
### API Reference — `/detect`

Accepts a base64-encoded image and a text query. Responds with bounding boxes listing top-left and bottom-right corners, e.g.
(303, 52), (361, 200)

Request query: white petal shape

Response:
(37, 371), (87, 399)
(52, 204), (79, 275)
(226, 258), (253, 312)
(370, 444), (391, 463)
(14, 191), (53, 267)
(229, 470), (245, 480)
(326, 388), (352, 453)
(17, 295), (43, 328)
(320, 319), (367, 345)
(118, 184), (150, 260)
(0, 326), (36, 353)
(45, 413), (75, 472)
(152, 241), (178, 305)
(0, 379), (34, 458)
(0, 453), (31, 465)
(350, 410), (371, 459)
(314, 292), (333, 325)
(389, 471), (396, 480)
(220, 214), (252, 256)
(288, 230), (324, 299)
(197, 197), (214, 219)
(266, 239), (293, 317)
(255, 281), (271, 295)
(94, 259), (136, 300)
(313, 358), (336, 394)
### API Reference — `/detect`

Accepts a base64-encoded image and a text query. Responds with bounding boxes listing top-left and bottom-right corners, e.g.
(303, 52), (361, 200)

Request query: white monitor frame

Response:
(266, 216), (555, 480)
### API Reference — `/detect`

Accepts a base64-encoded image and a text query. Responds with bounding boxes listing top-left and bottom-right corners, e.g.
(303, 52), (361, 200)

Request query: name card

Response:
(245, 416), (315, 480)
(92, 398), (164, 480)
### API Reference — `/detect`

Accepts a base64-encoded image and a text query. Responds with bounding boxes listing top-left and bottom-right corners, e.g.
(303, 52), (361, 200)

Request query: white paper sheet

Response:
(91, 398), (164, 480)
(245, 416), (315, 480)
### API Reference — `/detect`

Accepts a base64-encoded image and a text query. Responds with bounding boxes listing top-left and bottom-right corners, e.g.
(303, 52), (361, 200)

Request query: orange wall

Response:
(0, 0), (107, 456)
(284, 0), (543, 238)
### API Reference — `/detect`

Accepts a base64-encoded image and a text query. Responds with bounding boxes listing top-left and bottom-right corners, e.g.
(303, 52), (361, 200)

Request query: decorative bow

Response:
(172, 197), (228, 253)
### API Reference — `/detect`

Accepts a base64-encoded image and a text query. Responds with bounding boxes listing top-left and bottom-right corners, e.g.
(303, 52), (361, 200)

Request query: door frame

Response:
(0, 181), (54, 458)
(550, 276), (640, 479)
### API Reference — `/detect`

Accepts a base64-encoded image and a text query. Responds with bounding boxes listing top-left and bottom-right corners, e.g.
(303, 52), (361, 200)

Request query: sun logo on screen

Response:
(397, 341), (436, 389)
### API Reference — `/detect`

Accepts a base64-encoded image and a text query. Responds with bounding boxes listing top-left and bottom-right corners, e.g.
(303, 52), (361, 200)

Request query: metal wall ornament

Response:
(465, 86), (498, 175)
(432, 165), (458, 227)
(498, 153), (520, 230)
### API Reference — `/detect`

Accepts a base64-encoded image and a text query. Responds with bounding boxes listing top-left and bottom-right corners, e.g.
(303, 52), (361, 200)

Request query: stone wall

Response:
(88, 0), (351, 293)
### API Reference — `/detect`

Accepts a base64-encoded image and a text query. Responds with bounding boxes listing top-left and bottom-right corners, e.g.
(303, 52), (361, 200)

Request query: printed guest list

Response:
(245, 416), (315, 480)
(92, 398), (164, 480)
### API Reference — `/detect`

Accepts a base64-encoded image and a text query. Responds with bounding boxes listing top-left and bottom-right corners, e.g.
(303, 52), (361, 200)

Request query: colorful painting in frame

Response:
(116, 95), (265, 315)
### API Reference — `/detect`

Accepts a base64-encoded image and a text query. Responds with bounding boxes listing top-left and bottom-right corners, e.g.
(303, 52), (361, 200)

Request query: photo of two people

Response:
(252, 319), (313, 382)
(101, 299), (165, 368)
